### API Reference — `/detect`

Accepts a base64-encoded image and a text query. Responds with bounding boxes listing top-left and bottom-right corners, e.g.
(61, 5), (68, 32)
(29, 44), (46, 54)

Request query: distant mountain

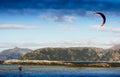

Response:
(21, 47), (120, 61)
(111, 44), (120, 50)
(0, 47), (32, 61)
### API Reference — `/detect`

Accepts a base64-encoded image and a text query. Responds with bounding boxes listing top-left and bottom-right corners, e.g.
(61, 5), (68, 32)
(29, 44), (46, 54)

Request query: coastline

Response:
(1, 60), (120, 67)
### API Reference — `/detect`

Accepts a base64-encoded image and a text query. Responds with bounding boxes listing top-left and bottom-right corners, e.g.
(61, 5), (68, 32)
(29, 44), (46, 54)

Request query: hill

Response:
(21, 47), (120, 61)
(0, 47), (32, 61)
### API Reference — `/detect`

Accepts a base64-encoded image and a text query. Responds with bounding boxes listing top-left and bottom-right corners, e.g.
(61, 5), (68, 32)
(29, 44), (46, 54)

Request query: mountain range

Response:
(1, 44), (120, 61)
(21, 46), (120, 61)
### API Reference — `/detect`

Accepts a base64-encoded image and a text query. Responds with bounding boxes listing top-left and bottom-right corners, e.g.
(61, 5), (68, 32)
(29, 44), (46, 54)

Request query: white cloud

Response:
(0, 24), (38, 30)
(61, 26), (80, 31)
(91, 25), (120, 33)
(63, 16), (76, 23)
(110, 21), (120, 24)
(1, 39), (120, 51)
(40, 14), (76, 23)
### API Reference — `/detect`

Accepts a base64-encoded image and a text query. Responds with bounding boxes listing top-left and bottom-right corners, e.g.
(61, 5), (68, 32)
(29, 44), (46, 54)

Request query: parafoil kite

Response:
(95, 12), (106, 27)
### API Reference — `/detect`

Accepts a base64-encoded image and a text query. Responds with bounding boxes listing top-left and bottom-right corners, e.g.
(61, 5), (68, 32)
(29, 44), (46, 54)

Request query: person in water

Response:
(18, 65), (22, 71)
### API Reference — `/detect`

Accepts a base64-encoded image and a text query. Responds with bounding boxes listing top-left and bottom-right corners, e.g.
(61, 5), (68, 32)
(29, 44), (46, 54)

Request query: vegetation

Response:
(21, 47), (120, 61)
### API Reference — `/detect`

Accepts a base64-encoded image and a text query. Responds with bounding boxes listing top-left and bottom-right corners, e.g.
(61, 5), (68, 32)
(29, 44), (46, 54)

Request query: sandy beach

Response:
(1, 60), (120, 67)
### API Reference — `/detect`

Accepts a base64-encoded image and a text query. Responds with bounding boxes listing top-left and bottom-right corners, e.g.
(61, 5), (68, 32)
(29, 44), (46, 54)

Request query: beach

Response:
(1, 60), (120, 67)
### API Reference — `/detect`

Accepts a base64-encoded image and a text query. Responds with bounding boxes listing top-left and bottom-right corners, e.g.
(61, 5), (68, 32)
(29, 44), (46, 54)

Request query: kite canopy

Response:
(95, 12), (106, 27)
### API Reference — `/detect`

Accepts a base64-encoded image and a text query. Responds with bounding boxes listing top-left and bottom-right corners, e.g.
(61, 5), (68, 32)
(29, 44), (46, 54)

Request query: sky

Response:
(0, 0), (120, 51)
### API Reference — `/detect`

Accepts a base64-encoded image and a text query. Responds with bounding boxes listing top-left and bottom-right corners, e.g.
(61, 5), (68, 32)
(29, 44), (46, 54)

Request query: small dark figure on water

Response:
(18, 65), (22, 72)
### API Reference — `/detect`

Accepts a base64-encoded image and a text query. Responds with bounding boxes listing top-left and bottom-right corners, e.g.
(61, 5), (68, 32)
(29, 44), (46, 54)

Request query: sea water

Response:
(0, 64), (120, 77)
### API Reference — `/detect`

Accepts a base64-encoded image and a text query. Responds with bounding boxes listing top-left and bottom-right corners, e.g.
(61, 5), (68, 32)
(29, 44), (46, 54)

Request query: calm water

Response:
(0, 64), (120, 77)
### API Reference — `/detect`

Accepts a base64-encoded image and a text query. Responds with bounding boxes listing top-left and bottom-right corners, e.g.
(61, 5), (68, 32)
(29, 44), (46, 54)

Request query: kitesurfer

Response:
(18, 65), (22, 72)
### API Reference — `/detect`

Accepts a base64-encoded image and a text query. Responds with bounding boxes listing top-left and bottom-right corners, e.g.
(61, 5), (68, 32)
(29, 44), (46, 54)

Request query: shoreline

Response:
(1, 60), (120, 67)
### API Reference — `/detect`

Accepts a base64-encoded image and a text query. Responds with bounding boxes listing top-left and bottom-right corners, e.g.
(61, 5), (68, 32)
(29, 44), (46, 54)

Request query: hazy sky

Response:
(0, 0), (120, 51)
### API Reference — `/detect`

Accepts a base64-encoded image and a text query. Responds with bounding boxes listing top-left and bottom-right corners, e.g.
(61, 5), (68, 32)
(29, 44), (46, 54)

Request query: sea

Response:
(0, 64), (120, 77)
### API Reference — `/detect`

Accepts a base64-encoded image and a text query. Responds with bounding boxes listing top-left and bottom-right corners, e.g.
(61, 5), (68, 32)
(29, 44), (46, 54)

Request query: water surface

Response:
(0, 64), (120, 77)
